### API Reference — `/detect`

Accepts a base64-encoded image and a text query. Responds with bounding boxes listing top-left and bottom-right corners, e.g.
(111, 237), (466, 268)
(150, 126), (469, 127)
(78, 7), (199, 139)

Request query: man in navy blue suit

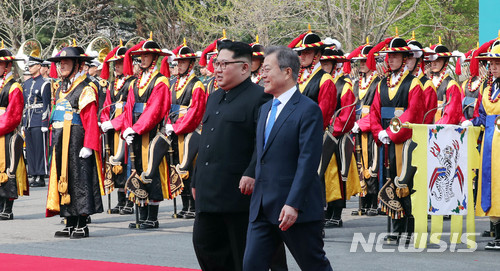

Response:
(243, 46), (332, 271)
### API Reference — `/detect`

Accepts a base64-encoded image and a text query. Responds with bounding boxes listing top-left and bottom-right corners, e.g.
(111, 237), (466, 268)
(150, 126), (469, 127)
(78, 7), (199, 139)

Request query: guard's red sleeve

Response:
(111, 84), (134, 133)
(331, 84), (356, 137)
(100, 87), (112, 123)
(172, 85), (207, 135)
(132, 80), (171, 135)
(0, 86), (23, 136)
(370, 80), (425, 144)
(81, 101), (101, 152)
(436, 83), (464, 125)
(423, 84), (438, 124)
(387, 81), (424, 143)
(318, 78), (337, 129)
(357, 113), (371, 132)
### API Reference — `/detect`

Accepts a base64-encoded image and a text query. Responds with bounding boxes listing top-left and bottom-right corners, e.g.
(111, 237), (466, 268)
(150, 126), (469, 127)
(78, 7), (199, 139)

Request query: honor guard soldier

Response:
(368, 36), (425, 243)
(165, 40), (207, 219)
(426, 38), (464, 124)
(45, 42), (104, 238)
(100, 40), (136, 215)
(0, 44), (28, 220)
(200, 30), (231, 96)
(406, 38), (438, 124)
(22, 56), (51, 187)
(318, 40), (357, 227)
(250, 36), (265, 86)
(461, 46), (485, 120)
(349, 42), (382, 216)
(40, 60), (51, 79)
(288, 27), (337, 129)
(463, 44), (500, 250)
(113, 35), (171, 229)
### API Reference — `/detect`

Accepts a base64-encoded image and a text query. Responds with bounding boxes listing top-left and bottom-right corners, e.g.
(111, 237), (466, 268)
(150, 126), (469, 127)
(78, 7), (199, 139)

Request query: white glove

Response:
(125, 135), (134, 145)
(351, 122), (360, 134)
(165, 124), (174, 136)
(101, 121), (114, 132)
(123, 127), (136, 139)
(378, 130), (391, 145)
(41, 127), (48, 133)
(79, 147), (93, 159)
(21, 126), (25, 133)
(461, 120), (473, 127)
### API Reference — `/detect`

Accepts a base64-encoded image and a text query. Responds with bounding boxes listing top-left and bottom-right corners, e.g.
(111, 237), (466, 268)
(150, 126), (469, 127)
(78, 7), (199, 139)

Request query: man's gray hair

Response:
(264, 46), (300, 81)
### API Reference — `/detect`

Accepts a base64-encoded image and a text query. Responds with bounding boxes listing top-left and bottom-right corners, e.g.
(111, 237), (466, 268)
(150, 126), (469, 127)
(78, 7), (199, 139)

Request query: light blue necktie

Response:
(264, 99), (281, 146)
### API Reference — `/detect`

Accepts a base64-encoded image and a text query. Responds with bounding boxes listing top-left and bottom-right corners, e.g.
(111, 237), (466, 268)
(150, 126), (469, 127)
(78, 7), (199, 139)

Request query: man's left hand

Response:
(239, 176), (255, 195)
(278, 204), (298, 231)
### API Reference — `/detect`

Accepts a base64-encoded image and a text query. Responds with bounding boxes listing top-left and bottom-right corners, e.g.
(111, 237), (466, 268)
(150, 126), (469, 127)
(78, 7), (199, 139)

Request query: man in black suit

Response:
(243, 46), (333, 271)
(191, 41), (269, 271)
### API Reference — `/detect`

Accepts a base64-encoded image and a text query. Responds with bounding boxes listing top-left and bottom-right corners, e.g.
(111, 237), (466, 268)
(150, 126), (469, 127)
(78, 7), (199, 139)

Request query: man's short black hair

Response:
(218, 41), (252, 63)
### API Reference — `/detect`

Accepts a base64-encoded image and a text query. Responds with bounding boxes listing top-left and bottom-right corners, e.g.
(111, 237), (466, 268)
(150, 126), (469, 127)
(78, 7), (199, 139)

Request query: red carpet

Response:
(0, 253), (200, 271)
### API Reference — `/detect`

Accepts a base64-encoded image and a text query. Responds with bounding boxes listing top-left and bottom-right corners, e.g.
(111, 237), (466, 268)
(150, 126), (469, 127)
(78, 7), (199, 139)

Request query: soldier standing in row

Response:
(100, 41), (136, 215)
(166, 40), (206, 219)
(46, 44), (103, 238)
(113, 36), (171, 229)
(0, 46), (28, 220)
(23, 56), (51, 187)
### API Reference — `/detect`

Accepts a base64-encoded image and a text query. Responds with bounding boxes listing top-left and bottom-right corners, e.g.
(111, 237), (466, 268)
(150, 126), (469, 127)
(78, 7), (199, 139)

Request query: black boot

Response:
(177, 195), (190, 218)
(110, 191), (126, 214)
(184, 195), (196, 219)
(120, 199), (134, 215)
(0, 199), (13, 220)
(55, 216), (77, 237)
(485, 222), (500, 250)
(30, 176), (45, 187)
(129, 206), (147, 228)
(325, 207), (343, 228)
(140, 205), (159, 229)
(71, 215), (89, 239)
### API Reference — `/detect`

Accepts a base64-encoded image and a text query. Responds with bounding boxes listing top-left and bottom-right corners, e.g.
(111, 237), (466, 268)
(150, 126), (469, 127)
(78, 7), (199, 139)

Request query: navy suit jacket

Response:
(249, 89), (325, 224)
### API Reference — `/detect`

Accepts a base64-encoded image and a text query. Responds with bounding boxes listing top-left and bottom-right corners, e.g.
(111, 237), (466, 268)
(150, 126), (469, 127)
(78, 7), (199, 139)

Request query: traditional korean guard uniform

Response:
(166, 41), (206, 219)
(46, 44), (104, 238)
(100, 41), (136, 215)
(0, 46), (28, 220)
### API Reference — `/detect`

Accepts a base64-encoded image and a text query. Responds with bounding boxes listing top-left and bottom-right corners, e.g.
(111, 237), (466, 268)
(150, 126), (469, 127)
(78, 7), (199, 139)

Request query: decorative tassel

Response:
(100, 45), (120, 80)
(200, 39), (218, 67)
(123, 40), (146, 76)
(50, 62), (58, 78)
(207, 54), (216, 73)
(287, 32), (307, 49)
(171, 43), (184, 56)
(160, 56), (170, 78)
(367, 37), (393, 71)
(470, 39), (496, 77)
(343, 44), (365, 74)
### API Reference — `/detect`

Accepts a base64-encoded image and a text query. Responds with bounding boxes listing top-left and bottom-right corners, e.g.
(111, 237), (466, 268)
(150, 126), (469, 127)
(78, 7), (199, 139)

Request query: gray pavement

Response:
(0, 182), (499, 270)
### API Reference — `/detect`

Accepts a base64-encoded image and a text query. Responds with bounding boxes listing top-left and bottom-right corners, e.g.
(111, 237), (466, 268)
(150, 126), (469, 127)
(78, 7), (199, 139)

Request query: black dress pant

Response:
(193, 212), (249, 271)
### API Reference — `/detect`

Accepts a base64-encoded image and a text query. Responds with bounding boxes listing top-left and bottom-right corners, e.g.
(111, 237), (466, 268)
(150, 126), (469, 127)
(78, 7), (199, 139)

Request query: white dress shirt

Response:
(266, 85), (297, 125)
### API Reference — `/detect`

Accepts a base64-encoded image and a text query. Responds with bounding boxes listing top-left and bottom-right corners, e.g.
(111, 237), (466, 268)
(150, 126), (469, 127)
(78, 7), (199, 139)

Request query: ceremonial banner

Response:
(427, 126), (468, 216)
(410, 124), (481, 248)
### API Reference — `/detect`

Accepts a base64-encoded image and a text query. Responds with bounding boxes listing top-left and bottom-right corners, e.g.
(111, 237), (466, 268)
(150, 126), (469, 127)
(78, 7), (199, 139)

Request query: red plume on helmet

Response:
(160, 56), (170, 78)
(100, 45), (120, 80)
(200, 40), (217, 67)
(367, 37), (393, 71)
(49, 50), (61, 78)
(207, 54), (216, 73)
(470, 39), (497, 77)
(123, 40), (146, 76)
(171, 43), (184, 56)
(343, 44), (364, 74)
(288, 32), (307, 49)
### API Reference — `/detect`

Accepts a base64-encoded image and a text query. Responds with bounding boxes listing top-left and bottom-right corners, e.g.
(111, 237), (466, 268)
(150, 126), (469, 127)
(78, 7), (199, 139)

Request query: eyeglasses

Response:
(213, 60), (246, 70)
